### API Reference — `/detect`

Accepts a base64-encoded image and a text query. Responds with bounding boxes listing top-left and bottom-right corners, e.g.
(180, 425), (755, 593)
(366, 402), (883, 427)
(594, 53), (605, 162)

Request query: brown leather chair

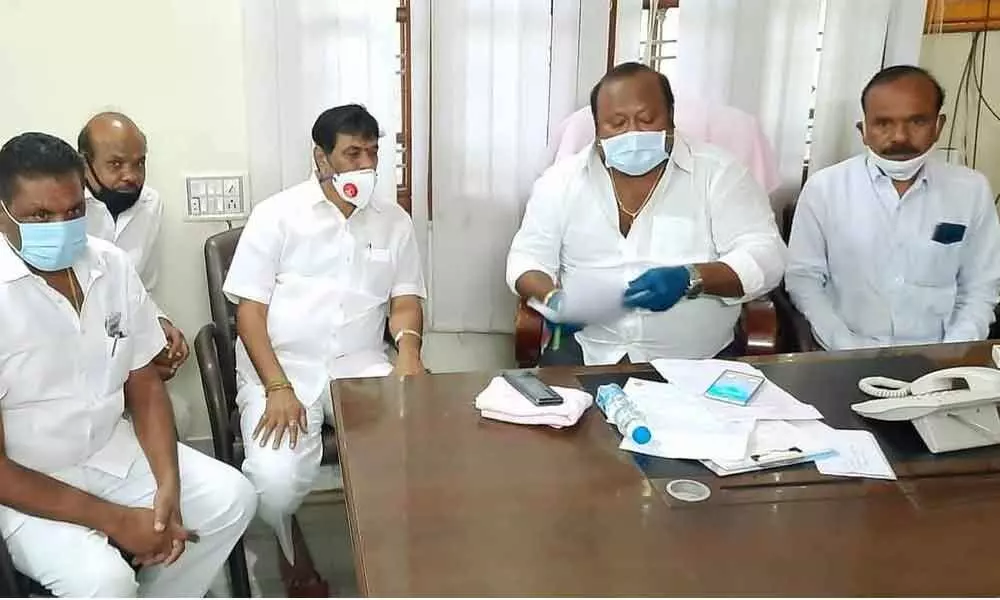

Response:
(514, 294), (783, 368)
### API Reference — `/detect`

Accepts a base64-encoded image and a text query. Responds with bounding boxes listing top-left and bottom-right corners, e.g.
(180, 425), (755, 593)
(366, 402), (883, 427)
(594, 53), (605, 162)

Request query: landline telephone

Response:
(853, 359), (1000, 453)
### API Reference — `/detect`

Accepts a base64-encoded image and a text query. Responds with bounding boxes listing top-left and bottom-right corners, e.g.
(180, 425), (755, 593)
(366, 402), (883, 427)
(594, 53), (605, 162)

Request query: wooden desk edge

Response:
(331, 381), (371, 597)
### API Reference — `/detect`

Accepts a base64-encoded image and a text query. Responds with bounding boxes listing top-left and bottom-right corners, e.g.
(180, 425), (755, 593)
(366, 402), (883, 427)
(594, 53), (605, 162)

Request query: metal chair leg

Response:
(227, 538), (252, 598)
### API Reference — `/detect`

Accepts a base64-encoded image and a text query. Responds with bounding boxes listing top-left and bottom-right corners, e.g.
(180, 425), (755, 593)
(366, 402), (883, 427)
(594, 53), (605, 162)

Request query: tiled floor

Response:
(241, 491), (358, 598)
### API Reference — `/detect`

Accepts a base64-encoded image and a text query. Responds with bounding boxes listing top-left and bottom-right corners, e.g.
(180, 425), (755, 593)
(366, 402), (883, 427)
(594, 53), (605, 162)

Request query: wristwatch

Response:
(684, 264), (704, 299)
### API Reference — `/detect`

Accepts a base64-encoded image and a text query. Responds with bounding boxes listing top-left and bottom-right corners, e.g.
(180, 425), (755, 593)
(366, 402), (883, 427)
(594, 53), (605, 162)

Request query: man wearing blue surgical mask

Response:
(0, 132), (256, 597)
(507, 62), (786, 365)
(787, 65), (1000, 349)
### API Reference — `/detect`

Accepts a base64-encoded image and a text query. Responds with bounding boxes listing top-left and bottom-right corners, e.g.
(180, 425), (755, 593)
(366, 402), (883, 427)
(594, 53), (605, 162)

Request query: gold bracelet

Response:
(264, 378), (292, 391)
(264, 382), (293, 396)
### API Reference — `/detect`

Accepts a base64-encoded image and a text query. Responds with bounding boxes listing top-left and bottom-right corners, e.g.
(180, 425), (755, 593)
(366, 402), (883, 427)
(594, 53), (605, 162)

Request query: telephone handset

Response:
(854, 366), (1000, 453)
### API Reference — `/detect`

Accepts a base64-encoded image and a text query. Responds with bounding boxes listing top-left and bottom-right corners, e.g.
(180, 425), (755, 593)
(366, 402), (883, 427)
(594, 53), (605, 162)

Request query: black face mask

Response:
(85, 159), (142, 221)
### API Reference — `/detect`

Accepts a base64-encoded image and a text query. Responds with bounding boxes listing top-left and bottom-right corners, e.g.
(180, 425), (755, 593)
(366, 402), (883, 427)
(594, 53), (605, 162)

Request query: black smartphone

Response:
(501, 370), (564, 406)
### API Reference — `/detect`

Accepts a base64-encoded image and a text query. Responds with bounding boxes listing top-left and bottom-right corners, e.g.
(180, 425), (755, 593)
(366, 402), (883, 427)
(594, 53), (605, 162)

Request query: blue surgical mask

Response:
(599, 130), (670, 176)
(1, 201), (87, 271)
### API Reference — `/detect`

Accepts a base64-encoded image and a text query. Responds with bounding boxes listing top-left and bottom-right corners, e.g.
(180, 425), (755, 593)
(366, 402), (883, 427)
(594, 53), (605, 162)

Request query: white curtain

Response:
(676, 0), (821, 205)
(427, 1), (552, 333)
(809, 0), (926, 174)
(242, 0), (400, 205)
(676, 0), (926, 202)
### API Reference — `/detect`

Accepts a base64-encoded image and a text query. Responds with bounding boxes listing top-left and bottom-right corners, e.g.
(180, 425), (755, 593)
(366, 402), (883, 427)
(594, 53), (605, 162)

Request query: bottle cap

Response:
(665, 479), (711, 503)
(631, 425), (652, 444)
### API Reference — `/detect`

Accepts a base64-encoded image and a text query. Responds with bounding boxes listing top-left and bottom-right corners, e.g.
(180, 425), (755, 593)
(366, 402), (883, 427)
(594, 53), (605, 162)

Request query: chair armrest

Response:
(738, 296), (779, 355)
(771, 286), (822, 352)
(514, 298), (545, 368)
(194, 323), (237, 466)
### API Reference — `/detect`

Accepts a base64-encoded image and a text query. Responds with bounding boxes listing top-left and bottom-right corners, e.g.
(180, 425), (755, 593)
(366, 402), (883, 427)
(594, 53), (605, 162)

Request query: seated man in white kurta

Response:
(507, 62), (786, 365)
(223, 104), (426, 597)
(0, 132), (255, 597)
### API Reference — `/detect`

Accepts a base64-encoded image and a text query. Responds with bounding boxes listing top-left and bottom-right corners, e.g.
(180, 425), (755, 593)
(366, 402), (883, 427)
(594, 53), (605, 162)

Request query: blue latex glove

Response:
(623, 266), (690, 312)
(543, 290), (583, 350)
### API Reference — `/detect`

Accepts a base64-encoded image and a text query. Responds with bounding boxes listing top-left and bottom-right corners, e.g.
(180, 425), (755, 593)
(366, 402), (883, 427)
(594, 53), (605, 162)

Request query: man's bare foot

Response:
(277, 516), (329, 597)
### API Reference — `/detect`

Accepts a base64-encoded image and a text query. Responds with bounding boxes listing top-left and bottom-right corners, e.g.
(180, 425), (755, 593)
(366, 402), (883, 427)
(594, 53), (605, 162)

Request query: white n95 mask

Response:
(324, 168), (377, 209)
(866, 146), (933, 182)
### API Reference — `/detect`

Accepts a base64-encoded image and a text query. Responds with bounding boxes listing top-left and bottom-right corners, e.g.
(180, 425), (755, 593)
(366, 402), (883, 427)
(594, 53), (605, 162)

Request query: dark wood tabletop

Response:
(333, 341), (1000, 596)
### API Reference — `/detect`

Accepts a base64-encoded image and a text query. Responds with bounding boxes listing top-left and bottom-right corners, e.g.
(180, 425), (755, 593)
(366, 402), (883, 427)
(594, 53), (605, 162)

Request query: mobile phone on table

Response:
(704, 369), (765, 406)
(502, 370), (564, 406)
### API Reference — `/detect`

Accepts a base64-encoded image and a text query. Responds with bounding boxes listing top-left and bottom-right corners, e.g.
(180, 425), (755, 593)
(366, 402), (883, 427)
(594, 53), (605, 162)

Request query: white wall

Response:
(921, 31), (1000, 193)
(0, 0), (249, 439)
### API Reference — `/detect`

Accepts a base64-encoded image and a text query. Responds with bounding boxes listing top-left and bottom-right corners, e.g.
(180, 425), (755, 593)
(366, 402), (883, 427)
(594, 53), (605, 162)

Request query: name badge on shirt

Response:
(932, 222), (966, 245)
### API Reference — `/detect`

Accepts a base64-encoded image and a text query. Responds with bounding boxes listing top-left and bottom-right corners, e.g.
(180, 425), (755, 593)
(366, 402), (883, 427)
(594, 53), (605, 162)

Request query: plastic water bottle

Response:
(596, 384), (652, 445)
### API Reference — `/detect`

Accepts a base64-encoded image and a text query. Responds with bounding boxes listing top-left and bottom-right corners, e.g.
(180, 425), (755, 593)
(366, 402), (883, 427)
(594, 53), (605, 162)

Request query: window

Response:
(639, 1), (680, 82)
(631, 0), (826, 184)
(394, 1), (412, 212)
(803, 0), (827, 182)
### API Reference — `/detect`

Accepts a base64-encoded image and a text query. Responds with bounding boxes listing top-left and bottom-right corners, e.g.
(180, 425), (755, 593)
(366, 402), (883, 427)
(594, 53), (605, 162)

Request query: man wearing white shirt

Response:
(79, 112), (188, 380)
(223, 104), (426, 596)
(786, 65), (1000, 350)
(507, 62), (785, 365)
(0, 132), (255, 597)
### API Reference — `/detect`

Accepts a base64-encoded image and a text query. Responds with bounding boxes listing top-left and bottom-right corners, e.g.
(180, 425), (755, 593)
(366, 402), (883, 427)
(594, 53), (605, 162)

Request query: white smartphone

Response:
(704, 369), (765, 406)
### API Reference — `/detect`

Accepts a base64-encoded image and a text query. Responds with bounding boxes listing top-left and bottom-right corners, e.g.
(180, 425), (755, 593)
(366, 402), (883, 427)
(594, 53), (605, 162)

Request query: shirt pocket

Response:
(907, 239), (962, 288)
(360, 246), (394, 301)
(650, 215), (706, 263)
(103, 331), (136, 395)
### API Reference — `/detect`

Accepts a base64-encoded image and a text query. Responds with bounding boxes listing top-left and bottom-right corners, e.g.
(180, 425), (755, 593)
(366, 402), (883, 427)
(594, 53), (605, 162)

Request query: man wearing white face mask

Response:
(787, 65), (1000, 350)
(507, 62), (786, 365)
(223, 104), (426, 596)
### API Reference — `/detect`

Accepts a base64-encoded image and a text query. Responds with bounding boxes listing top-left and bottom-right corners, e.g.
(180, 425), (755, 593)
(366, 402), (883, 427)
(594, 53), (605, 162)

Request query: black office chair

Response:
(0, 536), (28, 597)
(193, 323), (252, 598)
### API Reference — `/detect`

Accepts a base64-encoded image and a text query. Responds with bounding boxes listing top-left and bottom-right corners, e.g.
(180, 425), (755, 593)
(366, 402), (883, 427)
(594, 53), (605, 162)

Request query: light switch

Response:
(185, 173), (249, 221)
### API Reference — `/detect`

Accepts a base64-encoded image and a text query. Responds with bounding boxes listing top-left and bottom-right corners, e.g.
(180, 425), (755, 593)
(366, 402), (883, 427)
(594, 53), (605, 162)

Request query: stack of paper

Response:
(603, 359), (897, 480)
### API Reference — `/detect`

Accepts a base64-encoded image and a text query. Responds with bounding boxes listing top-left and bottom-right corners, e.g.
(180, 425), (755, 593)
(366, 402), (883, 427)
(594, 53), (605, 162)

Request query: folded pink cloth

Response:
(475, 377), (593, 429)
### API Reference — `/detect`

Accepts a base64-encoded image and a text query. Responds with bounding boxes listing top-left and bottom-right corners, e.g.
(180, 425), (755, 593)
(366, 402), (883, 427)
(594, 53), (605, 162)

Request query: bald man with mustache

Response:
(79, 112), (188, 380)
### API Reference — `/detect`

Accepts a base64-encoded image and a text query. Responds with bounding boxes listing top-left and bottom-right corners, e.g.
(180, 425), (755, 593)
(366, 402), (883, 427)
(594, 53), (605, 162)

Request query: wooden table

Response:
(333, 341), (1000, 596)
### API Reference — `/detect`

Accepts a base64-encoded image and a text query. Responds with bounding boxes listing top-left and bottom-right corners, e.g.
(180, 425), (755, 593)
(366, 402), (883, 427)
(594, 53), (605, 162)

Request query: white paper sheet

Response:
(815, 431), (897, 480)
(651, 358), (823, 421)
(526, 270), (628, 326)
(617, 378), (755, 460)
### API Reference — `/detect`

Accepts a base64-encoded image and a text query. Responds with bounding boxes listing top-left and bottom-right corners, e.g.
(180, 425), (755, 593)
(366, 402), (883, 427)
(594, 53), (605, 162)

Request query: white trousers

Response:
(238, 362), (392, 564)
(5, 443), (257, 597)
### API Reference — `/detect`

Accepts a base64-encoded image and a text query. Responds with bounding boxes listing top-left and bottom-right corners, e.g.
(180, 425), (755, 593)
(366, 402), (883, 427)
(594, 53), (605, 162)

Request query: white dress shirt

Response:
(86, 186), (163, 293)
(786, 154), (1000, 349)
(0, 237), (165, 536)
(223, 177), (426, 407)
(507, 136), (786, 364)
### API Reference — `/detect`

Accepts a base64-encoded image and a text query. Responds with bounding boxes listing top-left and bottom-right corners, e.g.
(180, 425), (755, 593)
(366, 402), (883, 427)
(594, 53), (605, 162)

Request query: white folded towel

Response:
(475, 376), (593, 428)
